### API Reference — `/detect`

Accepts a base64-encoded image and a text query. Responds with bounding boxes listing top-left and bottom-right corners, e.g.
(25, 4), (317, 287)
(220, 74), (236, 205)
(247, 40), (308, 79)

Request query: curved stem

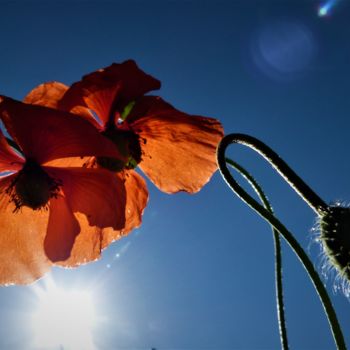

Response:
(217, 136), (346, 350)
(220, 134), (328, 216)
(226, 158), (289, 350)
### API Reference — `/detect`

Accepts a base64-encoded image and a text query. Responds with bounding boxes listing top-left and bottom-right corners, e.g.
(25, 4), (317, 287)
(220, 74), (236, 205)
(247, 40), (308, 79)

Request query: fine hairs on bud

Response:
(319, 202), (350, 296)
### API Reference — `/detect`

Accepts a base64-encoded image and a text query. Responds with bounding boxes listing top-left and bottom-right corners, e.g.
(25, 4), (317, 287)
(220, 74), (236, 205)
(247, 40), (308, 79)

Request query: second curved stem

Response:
(218, 136), (346, 349)
(226, 158), (288, 350)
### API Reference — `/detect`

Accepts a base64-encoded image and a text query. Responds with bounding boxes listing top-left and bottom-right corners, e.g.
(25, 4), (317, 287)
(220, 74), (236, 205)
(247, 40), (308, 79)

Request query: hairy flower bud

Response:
(319, 205), (350, 282)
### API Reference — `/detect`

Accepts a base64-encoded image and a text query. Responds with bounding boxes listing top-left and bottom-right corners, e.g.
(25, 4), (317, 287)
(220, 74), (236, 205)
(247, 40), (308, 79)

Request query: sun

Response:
(31, 278), (97, 350)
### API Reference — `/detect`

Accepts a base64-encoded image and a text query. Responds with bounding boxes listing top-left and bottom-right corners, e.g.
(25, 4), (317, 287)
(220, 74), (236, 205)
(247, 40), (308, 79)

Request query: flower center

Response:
(96, 127), (142, 172)
(6, 159), (61, 211)
(320, 206), (350, 282)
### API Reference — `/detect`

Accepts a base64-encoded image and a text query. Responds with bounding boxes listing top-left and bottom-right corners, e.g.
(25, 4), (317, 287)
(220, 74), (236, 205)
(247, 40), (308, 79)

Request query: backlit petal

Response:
(59, 60), (161, 124)
(129, 96), (224, 193)
(44, 194), (80, 262)
(101, 170), (149, 249)
(54, 213), (103, 267)
(43, 156), (87, 168)
(56, 170), (148, 267)
(0, 175), (50, 285)
(87, 60), (161, 103)
(70, 106), (106, 130)
(126, 95), (173, 123)
(24, 82), (69, 108)
(0, 96), (124, 164)
(0, 129), (24, 172)
(117, 170), (148, 235)
(61, 82), (121, 126)
(45, 166), (126, 230)
(24, 83), (102, 130)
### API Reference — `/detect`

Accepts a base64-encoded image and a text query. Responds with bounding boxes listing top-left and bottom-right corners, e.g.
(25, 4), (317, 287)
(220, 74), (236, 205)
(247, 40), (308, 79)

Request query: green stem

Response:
(217, 135), (346, 350)
(226, 158), (289, 350)
(220, 133), (328, 216)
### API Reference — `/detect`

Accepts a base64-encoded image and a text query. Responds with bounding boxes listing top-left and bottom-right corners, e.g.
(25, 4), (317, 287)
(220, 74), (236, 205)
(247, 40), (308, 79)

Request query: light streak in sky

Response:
(318, 0), (341, 17)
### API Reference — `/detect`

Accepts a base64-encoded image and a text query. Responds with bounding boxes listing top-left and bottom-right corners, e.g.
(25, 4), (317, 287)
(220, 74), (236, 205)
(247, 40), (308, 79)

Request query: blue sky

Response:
(0, 0), (350, 349)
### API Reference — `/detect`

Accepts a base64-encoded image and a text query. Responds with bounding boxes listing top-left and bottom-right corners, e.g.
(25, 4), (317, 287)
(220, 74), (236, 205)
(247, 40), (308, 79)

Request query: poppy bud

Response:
(319, 205), (350, 283)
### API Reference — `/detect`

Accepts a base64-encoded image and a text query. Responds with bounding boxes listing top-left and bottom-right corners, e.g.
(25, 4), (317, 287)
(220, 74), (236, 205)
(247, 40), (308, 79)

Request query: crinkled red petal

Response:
(119, 170), (148, 235)
(54, 168), (148, 267)
(101, 169), (149, 250)
(0, 175), (51, 285)
(0, 129), (24, 172)
(44, 194), (80, 262)
(0, 96), (124, 164)
(59, 60), (161, 125)
(128, 96), (224, 193)
(45, 166), (126, 230)
(59, 81), (121, 127)
(24, 82), (69, 108)
(53, 212), (103, 267)
(24, 82), (102, 130)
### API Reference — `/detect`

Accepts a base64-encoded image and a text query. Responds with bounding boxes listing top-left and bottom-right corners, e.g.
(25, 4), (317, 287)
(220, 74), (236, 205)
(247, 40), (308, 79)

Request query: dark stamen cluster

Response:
(6, 159), (61, 212)
(320, 206), (350, 282)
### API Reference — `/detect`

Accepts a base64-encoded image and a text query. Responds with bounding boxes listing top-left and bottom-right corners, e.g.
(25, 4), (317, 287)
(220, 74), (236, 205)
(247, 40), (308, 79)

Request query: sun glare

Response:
(31, 280), (97, 350)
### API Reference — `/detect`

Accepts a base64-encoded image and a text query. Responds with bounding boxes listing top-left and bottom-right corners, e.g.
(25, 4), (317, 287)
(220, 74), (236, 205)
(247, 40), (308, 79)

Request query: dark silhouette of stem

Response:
(217, 134), (346, 350)
(220, 133), (328, 216)
(226, 158), (288, 350)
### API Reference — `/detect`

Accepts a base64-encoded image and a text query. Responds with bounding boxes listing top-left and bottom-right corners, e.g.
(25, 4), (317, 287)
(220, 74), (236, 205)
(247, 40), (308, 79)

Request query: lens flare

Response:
(318, 0), (341, 17)
(250, 20), (315, 82)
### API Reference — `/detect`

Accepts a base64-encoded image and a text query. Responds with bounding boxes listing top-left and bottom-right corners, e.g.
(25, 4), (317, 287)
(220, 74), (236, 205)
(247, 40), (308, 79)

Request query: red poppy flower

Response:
(0, 96), (126, 284)
(27, 60), (224, 189)
(24, 60), (224, 265)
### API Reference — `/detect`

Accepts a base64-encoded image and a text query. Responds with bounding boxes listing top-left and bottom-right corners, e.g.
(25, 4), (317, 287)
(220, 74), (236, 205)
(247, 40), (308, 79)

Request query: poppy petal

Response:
(43, 156), (87, 168)
(72, 106), (104, 130)
(129, 96), (224, 193)
(0, 129), (24, 172)
(59, 60), (161, 122)
(0, 175), (50, 285)
(54, 213), (103, 267)
(58, 80), (122, 126)
(56, 170), (148, 267)
(44, 194), (80, 262)
(45, 166), (126, 230)
(88, 60), (161, 103)
(24, 82), (69, 108)
(126, 95), (173, 123)
(0, 96), (125, 164)
(100, 170), (149, 249)
(24, 82), (102, 130)
(117, 170), (148, 235)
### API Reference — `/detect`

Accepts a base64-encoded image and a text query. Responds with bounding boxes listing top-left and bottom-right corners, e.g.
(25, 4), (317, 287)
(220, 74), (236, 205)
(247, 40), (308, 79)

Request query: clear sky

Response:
(0, 0), (350, 349)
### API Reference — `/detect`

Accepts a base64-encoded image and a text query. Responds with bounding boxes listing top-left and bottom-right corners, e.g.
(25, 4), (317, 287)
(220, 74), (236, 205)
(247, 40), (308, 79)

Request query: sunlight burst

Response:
(31, 280), (96, 350)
